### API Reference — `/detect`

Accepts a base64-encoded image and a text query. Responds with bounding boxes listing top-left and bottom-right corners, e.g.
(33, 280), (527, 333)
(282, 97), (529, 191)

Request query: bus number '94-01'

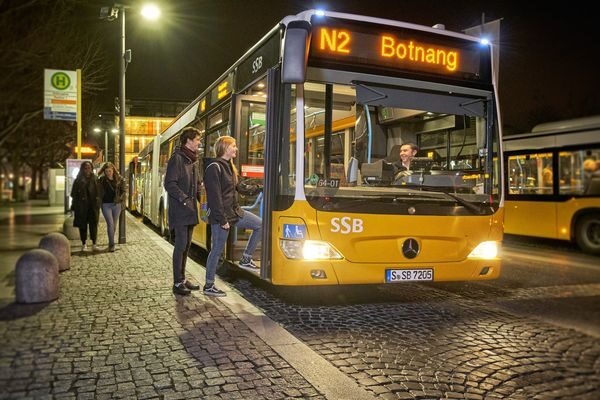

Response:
(331, 217), (363, 234)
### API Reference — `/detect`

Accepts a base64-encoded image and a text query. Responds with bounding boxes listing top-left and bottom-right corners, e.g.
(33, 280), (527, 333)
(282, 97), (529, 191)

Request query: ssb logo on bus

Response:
(331, 217), (363, 234)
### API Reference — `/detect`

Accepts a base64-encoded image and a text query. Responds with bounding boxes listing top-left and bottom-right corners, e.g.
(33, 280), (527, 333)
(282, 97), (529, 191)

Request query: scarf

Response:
(181, 146), (197, 163)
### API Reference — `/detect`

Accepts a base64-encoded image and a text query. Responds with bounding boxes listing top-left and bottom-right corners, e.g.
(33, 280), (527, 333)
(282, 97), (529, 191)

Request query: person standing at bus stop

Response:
(71, 161), (101, 252)
(98, 162), (127, 252)
(203, 136), (262, 297)
(164, 127), (202, 296)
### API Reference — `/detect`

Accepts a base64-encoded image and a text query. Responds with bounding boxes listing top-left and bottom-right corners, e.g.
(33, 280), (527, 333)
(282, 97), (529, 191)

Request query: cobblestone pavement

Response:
(0, 218), (326, 400)
(227, 277), (600, 399)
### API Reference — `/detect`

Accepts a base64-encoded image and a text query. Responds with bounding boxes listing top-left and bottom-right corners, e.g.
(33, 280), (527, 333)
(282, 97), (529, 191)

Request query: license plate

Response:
(386, 268), (433, 282)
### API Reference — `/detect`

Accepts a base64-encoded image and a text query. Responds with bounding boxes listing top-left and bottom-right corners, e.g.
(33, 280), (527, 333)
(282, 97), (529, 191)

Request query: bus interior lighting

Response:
(479, 38), (491, 46)
(467, 241), (499, 259)
(315, 9), (326, 17)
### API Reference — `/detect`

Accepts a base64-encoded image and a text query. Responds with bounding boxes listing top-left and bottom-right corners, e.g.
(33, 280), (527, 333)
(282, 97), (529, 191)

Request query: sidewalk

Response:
(0, 200), (66, 303)
(0, 209), (374, 399)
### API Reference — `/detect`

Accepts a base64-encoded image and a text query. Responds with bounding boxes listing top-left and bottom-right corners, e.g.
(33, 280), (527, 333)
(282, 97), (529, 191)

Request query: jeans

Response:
(172, 225), (194, 284)
(101, 202), (121, 246)
(205, 210), (262, 285)
(235, 210), (262, 258)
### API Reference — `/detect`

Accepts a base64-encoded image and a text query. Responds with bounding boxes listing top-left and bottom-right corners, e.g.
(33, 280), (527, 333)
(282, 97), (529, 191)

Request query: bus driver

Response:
(394, 143), (418, 180)
(397, 143), (418, 171)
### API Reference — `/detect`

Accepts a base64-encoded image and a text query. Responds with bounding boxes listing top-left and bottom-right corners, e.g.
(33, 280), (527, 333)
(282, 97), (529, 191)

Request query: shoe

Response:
(108, 245), (115, 253)
(92, 244), (99, 252)
(239, 256), (258, 269)
(172, 282), (191, 295)
(203, 284), (226, 297)
(184, 280), (200, 291)
(82, 244), (88, 251)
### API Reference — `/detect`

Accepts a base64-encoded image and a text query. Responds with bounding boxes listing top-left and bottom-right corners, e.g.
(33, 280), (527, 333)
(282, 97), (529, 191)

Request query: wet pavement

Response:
(0, 202), (370, 400)
(1, 201), (599, 399)
(0, 201), (65, 303)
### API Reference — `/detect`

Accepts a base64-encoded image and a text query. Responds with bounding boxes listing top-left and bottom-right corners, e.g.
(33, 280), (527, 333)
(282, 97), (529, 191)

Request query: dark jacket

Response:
(71, 174), (101, 228)
(164, 149), (201, 227)
(98, 175), (127, 204)
(203, 157), (243, 225)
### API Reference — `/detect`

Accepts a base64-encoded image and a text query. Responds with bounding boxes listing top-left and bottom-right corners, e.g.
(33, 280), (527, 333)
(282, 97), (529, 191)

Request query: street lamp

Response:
(100, 3), (160, 244)
(94, 127), (119, 162)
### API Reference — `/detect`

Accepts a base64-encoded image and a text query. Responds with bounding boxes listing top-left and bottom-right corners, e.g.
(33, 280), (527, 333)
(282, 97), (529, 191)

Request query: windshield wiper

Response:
(436, 191), (484, 215)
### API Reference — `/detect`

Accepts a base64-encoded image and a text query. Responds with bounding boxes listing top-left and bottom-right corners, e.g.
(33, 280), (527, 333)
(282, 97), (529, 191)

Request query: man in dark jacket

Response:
(164, 127), (202, 295)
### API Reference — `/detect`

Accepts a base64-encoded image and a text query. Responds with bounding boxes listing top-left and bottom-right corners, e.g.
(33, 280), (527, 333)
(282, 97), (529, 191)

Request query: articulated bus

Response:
(133, 10), (504, 285)
(504, 115), (600, 254)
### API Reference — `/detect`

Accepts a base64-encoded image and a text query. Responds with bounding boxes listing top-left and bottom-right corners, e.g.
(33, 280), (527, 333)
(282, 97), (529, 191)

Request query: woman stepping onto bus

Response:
(203, 136), (262, 297)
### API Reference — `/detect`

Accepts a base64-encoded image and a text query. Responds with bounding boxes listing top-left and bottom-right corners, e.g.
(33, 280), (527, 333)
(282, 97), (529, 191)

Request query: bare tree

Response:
(0, 0), (110, 200)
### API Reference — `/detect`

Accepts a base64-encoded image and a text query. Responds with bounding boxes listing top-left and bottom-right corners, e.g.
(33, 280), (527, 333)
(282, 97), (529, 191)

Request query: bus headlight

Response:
(467, 241), (499, 259)
(279, 239), (343, 260)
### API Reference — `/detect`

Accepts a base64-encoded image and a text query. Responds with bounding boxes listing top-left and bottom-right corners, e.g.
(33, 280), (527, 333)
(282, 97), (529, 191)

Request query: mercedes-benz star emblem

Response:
(402, 238), (420, 259)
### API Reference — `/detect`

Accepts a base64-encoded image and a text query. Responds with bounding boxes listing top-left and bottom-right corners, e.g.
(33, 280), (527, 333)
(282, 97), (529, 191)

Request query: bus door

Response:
(229, 95), (267, 265)
(193, 108), (230, 249)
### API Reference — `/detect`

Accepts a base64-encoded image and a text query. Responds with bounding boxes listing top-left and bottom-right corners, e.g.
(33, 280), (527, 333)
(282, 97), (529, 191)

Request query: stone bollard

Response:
(15, 249), (59, 304)
(63, 213), (80, 240)
(39, 232), (71, 272)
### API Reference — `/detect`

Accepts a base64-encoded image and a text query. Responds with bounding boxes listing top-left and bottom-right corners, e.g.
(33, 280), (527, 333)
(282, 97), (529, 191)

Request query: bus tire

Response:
(159, 205), (169, 239)
(575, 214), (600, 254)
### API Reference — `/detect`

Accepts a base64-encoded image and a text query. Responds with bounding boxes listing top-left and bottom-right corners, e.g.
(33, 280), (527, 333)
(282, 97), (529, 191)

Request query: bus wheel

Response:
(159, 206), (169, 238)
(575, 214), (600, 254)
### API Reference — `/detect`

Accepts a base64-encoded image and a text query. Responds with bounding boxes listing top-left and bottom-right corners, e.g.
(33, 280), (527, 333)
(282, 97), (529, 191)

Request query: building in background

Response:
(97, 98), (189, 170)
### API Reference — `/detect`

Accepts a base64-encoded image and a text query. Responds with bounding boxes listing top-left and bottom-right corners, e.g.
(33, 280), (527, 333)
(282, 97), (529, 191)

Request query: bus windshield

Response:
(297, 81), (501, 216)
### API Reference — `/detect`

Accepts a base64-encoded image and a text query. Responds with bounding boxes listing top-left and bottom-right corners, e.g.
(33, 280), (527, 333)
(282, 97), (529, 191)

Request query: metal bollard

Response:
(15, 249), (59, 304)
(39, 232), (71, 272)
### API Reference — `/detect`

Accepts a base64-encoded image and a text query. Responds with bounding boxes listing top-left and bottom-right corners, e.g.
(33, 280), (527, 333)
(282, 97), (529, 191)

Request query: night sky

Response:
(90, 0), (600, 134)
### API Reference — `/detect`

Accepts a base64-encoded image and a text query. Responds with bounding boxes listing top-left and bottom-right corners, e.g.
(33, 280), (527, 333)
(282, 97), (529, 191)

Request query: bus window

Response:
(507, 153), (553, 195)
(559, 149), (600, 195)
(302, 82), (356, 185)
(159, 141), (170, 170)
(275, 84), (296, 211)
(298, 81), (500, 216)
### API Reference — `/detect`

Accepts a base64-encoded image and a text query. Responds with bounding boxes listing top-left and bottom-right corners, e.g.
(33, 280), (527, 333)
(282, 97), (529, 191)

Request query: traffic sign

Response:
(44, 69), (77, 121)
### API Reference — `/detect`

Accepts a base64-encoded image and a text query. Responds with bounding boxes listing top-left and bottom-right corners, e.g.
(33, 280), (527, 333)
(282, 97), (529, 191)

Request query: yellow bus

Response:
(135, 10), (504, 285)
(504, 115), (600, 254)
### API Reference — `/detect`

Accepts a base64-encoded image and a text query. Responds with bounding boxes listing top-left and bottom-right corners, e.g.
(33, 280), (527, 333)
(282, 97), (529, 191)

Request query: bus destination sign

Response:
(309, 18), (490, 84)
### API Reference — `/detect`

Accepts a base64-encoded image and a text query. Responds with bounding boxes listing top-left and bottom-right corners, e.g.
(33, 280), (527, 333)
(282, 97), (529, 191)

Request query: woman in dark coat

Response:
(71, 161), (101, 251)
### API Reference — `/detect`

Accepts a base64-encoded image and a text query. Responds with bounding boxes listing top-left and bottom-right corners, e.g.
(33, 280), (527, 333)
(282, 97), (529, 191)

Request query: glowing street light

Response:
(141, 4), (161, 21)
(94, 127), (118, 162)
(100, 3), (161, 244)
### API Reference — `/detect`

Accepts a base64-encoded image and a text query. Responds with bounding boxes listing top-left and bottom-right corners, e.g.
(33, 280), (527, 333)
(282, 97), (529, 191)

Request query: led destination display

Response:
(309, 18), (491, 85)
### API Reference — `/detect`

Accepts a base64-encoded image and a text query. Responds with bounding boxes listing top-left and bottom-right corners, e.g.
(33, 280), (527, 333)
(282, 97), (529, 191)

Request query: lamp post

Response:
(94, 127), (119, 162)
(101, 3), (160, 244)
(117, 3), (127, 244)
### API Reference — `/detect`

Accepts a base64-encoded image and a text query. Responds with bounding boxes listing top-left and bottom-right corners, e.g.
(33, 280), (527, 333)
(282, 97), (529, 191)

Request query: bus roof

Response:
(504, 115), (600, 151)
(532, 115), (600, 134)
(285, 10), (482, 43)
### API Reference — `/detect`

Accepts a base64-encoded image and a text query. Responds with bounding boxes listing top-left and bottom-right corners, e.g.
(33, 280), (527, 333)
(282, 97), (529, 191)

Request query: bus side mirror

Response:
(282, 20), (312, 84)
